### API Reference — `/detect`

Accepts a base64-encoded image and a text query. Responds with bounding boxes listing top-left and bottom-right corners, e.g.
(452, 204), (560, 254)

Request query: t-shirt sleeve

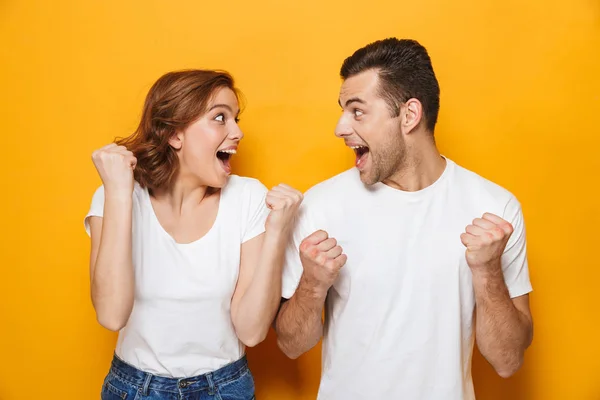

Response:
(501, 196), (533, 298)
(281, 201), (316, 299)
(84, 185), (105, 236)
(241, 179), (270, 243)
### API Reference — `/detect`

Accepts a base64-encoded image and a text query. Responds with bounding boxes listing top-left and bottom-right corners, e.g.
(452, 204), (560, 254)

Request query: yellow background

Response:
(1, 0), (599, 399)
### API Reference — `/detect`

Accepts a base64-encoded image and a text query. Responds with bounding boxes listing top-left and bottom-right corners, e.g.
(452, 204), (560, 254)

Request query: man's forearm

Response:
(473, 266), (533, 378)
(275, 276), (326, 359)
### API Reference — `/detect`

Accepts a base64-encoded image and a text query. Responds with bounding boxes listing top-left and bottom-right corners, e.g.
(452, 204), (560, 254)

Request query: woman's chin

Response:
(208, 172), (229, 188)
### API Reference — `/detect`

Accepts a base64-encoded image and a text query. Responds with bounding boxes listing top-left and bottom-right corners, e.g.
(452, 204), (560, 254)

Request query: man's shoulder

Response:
(303, 168), (361, 203)
(450, 159), (520, 212)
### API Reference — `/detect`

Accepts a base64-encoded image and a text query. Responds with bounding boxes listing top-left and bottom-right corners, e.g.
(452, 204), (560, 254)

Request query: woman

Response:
(84, 69), (302, 399)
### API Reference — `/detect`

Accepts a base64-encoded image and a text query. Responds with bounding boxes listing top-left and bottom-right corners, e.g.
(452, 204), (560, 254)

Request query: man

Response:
(275, 38), (533, 399)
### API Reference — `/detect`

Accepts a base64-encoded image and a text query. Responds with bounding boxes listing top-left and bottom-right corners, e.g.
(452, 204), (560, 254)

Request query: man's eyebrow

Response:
(338, 97), (367, 108)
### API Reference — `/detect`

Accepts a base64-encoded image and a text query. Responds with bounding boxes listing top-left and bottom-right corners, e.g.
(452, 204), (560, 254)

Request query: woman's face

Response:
(169, 87), (243, 188)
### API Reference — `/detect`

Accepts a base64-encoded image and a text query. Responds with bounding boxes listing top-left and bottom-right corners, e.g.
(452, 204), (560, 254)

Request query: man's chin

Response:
(358, 170), (378, 186)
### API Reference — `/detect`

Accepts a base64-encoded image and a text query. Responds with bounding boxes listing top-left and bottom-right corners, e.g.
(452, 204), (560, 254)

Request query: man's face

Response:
(335, 69), (405, 185)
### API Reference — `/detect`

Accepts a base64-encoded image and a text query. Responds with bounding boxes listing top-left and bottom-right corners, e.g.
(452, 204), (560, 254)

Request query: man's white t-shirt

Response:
(84, 175), (269, 378)
(281, 158), (532, 400)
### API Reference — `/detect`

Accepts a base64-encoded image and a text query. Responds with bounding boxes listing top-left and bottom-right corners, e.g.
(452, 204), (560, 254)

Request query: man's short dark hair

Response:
(340, 38), (440, 132)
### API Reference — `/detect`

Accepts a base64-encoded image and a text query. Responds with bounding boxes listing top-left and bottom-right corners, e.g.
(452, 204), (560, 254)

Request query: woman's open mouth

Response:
(216, 148), (236, 174)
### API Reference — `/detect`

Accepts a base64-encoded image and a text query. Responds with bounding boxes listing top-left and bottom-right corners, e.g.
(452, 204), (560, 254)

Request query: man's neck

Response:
(382, 138), (446, 192)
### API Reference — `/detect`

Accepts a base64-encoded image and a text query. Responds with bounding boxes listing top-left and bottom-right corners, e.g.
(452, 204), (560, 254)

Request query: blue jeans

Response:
(101, 354), (255, 400)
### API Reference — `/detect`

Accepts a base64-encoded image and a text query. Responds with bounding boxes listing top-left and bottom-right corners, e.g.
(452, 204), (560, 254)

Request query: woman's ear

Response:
(168, 131), (183, 150)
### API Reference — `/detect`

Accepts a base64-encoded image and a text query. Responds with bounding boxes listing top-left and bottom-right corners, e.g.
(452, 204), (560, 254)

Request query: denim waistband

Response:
(109, 354), (249, 393)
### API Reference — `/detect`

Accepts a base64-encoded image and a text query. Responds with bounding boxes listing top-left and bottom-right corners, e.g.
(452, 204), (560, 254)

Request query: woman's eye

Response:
(354, 109), (364, 117)
(215, 114), (225, 122)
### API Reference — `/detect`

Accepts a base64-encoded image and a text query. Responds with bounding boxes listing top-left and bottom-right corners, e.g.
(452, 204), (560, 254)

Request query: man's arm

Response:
(275, 277), (326, 359)
(462, 210), (533, 378)
(472, 270), (533, 377)
(274, 230), (346, 359)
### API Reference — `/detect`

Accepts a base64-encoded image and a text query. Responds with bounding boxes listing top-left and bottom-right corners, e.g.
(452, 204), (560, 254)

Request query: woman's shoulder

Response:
(225, 175), (268, 195)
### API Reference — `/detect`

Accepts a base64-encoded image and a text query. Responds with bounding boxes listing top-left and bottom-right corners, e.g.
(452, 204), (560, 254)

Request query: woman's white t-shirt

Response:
(84, 175), (270, 378)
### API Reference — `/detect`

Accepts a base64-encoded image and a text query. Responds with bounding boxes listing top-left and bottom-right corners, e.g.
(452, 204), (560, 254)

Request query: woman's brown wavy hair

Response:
(116, 69), (239, 191)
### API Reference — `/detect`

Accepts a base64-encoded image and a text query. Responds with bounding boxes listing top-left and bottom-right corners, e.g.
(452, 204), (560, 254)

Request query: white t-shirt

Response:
(281, 158), (532, 400)
(84, 175), (269, 378)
